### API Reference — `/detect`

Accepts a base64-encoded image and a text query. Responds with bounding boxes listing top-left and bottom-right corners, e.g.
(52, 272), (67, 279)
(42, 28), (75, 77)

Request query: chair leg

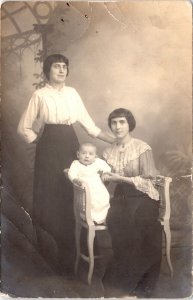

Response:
(163, 221), (173, 276)
(74, 222), (82, 275)
(87, 225), (95, 285)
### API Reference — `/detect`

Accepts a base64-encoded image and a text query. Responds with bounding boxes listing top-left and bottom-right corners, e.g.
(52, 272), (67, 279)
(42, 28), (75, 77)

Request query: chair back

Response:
(73, 182), (95, 226)
(153, 176), (172, 224)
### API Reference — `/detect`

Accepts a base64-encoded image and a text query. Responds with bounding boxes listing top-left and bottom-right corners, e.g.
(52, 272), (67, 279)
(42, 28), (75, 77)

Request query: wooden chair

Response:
(153, 175), (173, 277)
(64, 169), (108, 285)
(73, 182), (108, 285)
(64, 170), (173, 282)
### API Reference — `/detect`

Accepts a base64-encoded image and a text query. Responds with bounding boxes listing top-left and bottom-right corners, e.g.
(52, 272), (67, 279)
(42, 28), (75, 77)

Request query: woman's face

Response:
(49, 62), (68, 84)
(110, 117), (130, 139)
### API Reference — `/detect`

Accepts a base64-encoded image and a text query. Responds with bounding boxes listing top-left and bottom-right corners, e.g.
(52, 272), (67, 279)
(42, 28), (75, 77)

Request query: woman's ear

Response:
(77, 151), (80, 159)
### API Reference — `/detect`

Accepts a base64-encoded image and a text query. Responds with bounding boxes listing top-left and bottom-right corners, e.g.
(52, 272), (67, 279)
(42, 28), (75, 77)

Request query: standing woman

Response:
(17, 54), (113, 274)
(102, 108), (162, 297)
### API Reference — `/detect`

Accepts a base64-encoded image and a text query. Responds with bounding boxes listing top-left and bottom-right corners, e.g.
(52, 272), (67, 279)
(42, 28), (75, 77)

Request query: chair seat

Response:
(79, 219), (107, 230)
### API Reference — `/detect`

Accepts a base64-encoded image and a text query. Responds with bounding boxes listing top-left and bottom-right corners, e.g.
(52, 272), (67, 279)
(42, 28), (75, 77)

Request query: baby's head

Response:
(77, 142), (97, 166)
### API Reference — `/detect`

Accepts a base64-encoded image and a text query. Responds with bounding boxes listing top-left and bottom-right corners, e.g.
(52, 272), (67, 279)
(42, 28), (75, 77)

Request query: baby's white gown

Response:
(68, 158), (111, 224)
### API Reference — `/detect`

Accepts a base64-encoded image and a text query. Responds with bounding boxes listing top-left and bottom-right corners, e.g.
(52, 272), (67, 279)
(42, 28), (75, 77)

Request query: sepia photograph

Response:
(1, 1), (192, 298)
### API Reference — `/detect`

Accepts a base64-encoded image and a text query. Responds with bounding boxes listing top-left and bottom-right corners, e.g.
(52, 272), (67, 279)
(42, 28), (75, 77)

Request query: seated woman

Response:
(102, 108), (162, 298)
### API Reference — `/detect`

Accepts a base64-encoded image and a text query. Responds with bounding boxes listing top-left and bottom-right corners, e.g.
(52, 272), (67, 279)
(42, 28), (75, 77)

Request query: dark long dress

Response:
(102, 138), (162, 297)
(32, 124), (79, 274)
(103, 183), (162, 297)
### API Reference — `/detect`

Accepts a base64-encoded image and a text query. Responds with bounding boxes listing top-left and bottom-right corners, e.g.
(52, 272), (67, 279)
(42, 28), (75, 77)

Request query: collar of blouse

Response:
(116, 137), (133, 151)
(46, 82), (66, 92)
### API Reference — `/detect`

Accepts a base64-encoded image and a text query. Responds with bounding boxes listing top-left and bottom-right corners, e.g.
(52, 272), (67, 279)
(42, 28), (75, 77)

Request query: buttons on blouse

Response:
(117, 150), (125, 176)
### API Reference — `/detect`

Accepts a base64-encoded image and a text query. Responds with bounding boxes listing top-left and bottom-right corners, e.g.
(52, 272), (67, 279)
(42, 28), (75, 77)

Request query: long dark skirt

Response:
(32, 124), (79, 274)
(103, 183), (162, 297)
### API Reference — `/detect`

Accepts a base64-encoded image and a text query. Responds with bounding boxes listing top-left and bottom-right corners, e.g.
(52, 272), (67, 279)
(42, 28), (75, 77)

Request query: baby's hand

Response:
(73, 179), (83, 187)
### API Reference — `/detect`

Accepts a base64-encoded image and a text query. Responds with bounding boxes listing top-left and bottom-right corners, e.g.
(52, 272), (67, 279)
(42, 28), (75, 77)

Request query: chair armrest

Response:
(153, 175), (172, 223)
(152, 175), (172, 187)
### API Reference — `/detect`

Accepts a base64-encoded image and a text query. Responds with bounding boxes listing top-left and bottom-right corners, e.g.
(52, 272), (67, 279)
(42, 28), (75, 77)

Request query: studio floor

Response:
(1, 215), (192, 299)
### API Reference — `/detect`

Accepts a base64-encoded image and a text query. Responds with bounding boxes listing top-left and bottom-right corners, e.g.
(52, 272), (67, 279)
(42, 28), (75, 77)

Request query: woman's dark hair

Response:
(108, 108), (136, 132)
(43, 54), (69, 80)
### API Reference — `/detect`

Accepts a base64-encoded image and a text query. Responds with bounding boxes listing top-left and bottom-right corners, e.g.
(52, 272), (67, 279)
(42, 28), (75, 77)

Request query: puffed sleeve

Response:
(74, 89), (101, 137)
(68, 160), (79, 182)
(17, 91), (41, 143)
(129, 149), (159, 200)
(139, 149), (159, 177)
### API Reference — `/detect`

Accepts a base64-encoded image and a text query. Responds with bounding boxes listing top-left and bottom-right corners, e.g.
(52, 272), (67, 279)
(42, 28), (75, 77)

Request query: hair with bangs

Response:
(108, 108), (136, 132)
(43, 54), (69, 80)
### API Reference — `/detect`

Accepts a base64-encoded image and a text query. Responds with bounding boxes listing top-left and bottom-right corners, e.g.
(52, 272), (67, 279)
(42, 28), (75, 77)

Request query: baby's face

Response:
(78, 145), (96, 166)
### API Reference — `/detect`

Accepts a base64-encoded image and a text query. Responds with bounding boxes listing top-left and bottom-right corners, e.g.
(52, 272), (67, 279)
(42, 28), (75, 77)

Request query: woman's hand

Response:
(102, 172), (122, 182)
(101, 172), (111, 182)
(97, 131), (116, 144)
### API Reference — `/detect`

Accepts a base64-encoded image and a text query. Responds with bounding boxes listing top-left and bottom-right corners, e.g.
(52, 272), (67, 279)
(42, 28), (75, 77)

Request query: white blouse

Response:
(17, 84), (101, 143)
(103, 138), (159, 201)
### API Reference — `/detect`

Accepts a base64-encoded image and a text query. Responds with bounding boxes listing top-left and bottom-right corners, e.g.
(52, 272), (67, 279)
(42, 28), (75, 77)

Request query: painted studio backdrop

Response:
(1, 1), (192, 298)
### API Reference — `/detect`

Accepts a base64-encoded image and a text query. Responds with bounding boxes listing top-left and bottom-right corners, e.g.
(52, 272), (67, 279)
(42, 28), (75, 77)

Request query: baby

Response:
(68, 142), (111, 224)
